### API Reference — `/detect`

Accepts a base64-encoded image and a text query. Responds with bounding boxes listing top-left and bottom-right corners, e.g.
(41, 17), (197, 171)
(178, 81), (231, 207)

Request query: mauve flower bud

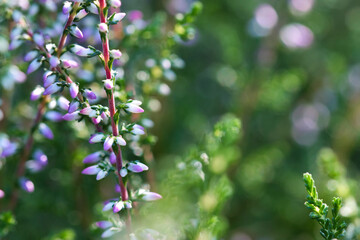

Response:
(34, 149), (48, 166)
(136, 161), (149, 171)
(110, 49), (122, 59)
(83, 151), (102, 164)
(120, 168), (128, 177)
(62, 59), (79, 68)
(82, 165), (100, 175)
(70, 44), (93, 57)
(45, 111), (63, 122)
(94, 115), (102, 124)
(44, 74), (56, 88)
(113, 201), (124, 213)
(101, 111), (109, 123)
(69, 25), (83, 38)
(0, 189), (4, 199)
(103, 136), (114, 151)
(101, 228), (117, 238)
(126, 100), (144, 113)
(87, 3), (98, 14)
(127, 163), (144, 173)
(27, 58), (42, 74)
(43, 83), (61, 95)
(58, 96), (70, 110)
(113, 12), (126, 22)
(62, 1), (72, 14)
(103, 79), (114, 90)
(30, 86), (44, 101)
(103, 200), (114, 211)
(24, 50), (38, 62)
(115, 136), (126, 146)
(62, 111), (80, 121)
(109, 0), (121, 8)
(132, 124), (145, 135)
(98, 23), (108, 33)
(84, 89), (97, 100)
(141, 192), (162, 201)
(96, 169), (107, 180)
(96, 221), (112, 229)
(76, 9), (88, 20)
(39, 123), (54, 139)
(68, 101), (79, 113)
(109, 152), (116, 164)
(33, 33), (44, 46)
(89, 133), (105, 143)
(19, 177), (35, 193)
(49, 56), (60, 68)
(69, 83), (79, 98)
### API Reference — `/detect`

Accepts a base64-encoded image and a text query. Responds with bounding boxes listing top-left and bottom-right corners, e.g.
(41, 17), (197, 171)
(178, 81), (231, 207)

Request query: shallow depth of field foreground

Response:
(1, 0), (360, 239)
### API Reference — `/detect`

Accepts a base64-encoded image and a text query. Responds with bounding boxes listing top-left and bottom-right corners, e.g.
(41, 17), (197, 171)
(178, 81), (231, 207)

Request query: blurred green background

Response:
(2, 0), (360, 239)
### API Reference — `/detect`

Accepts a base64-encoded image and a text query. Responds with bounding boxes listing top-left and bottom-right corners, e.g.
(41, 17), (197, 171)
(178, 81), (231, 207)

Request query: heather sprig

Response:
(303, 172), (347, 240)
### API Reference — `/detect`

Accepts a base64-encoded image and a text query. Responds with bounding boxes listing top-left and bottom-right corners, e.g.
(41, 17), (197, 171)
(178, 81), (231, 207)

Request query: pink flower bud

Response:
(94, 115), (102, 124)
(82, 165), (100, 175)
(103, 136), (114, 151)
(131, 124), (145, 135)
(76, 9), (88, 20)
(62, 111), (80, 121)
(27, 58), (42, 74)
(109, 152), (116, 164)
(43, 83), (61, 95)
(69, 25), (83, 38)
(68, 101), (79, 113)
(62, 59), (79, 68)
(0, 189), (4, 199)
(87, 3), (98, 14)
(57, 96), (70, 110)
(127, 162), (144, 173)
(83, 151), (102, 164)
(30, 86), (44, 101)
(24, 50), (38, 62)
(19, 177), (35, 193)
(103, 200), (114, 211)
(45, 111), (63, 122)
(103, 79), (114, 90)
(34, 149), (48, 166)
(96, 169), (107, 180)
(44, 74), (56, 88)
(96, 221), (112, 229)
(109, 0), (121, 8)
(110, 49), (122, 59)
(113, 201), (124, 213)
(126, 100), (144, 113)
(89, 133), (105, 143)
(69, 83), (79, 98)
(98, 23), (108, 33)
(49, 56), (60, 68)
(113, 12), (126, 22)
(84, 89), (97, 100)
(141, 192), (162, 201)
(115, 136), (126, 146)
(62, 1), (72, 14)
(39, 123), (54, 139)
(33, 33), (44, 46)
(70, 44), (93, 57)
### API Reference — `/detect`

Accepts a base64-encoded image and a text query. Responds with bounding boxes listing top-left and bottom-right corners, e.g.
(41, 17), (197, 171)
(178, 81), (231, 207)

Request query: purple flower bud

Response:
(83, 151), (102, 164)
(27, 58), (42, 74)
(58, 96), (70, 110)
(120, 168), (128, 177)
(132, 124), (145, 135)
(0, 189), (4, 199)
(62, 59), (79, 68)
(0, 139), (18, 158)
(115, 184), (121, 193)
(69, 83), (79, 98)
(125, 202), (132, 209)
(70, 44), (93, 57)
(101, 228), (118, 238)
(113, 201), (124, 213)
(84, 89), (97, 100)
(110, 49), (122, 59)
(49, 56), (60, 68)
(62, 1), (72, 14)
(68, 101), (79, 113)
(136, 162), (149, 171)
(34, 149), (48, 166)
(45, 111), (63, 122)
(141, 192), (162, 201)
(69, 25), (83, 38)
(44, 74), (57, 88)
(103, 136), (114, 151)
(24, 50), (38, 62)
(109, 152), (116, 164)
(94, 115), (102, 124)
(109, 0), (121, 8)
(127, 162), (144, 173)
(80, 107), (91, 115)
(89, 133), (105, 144)
(103, 200), (114, 211)
(101, 111), (109, 123)
(30, 86), (44, 101)
(62, 111), (81, 121)
(43, 83), (61, 96)
(39, 123), (54, 139)
(113, 12), (126, 22)
(103, 79), (114, 90)
(96, 169), (107, 180)
(76, 9), (88, 20)
(82, 165), (100, 175)
(126, 100), (144, 113)
(96, 221), (112, 229)
(33, 33), (44, 46)
(115, 136), (126, 146)
(98, 23), (108, 33)
(19, 177), (35, 193)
